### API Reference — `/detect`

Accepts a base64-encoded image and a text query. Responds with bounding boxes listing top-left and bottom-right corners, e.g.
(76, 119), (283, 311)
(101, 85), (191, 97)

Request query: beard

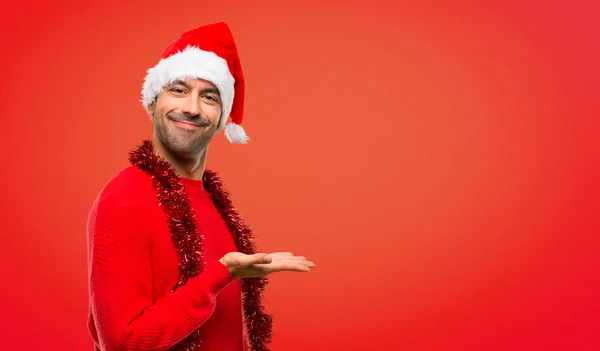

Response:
(154, 110), (218, 156)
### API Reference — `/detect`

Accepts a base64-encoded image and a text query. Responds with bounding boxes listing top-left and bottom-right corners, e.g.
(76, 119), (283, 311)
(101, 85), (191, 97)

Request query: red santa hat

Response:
(141, 22), (248, 144)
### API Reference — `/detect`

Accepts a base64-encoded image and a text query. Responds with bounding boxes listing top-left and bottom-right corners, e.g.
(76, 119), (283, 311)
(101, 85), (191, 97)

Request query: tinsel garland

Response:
(128, 140), (273, 351)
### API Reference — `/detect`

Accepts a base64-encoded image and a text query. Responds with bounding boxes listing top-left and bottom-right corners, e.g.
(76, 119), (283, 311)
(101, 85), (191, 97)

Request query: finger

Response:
(253, 261), (311, 273)
(280, 256), (307, 262)
(272, 257), (313, 265)
(268, 252), (294, 259)
(304, 260), (316, 268)
(279, 259), (315, 268)
(273, 256), (315, 267)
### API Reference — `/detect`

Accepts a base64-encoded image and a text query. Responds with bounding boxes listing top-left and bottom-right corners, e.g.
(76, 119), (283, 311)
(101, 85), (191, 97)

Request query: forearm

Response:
(91, 261), (234, 351)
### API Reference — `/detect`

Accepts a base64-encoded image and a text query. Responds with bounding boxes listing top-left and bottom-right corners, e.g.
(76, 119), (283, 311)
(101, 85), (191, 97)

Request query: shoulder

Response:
(88, 166), (157, 226)
(102, 165), (153, 197)
(95, 166), (154, 205)
(87, 166), (163, 252)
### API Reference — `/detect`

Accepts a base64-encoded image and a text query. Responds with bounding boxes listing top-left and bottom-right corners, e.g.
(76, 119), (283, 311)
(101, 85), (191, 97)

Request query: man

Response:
(87, 22), (315, 351)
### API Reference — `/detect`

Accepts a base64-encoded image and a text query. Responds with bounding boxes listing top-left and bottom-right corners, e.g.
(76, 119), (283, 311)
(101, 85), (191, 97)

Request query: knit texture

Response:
(87, 165), (245, 350)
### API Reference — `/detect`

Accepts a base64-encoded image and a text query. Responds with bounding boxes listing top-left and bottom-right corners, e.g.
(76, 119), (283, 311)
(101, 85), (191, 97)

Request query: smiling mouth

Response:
(175, 120), (199, 127)
(171, 119), (209, 130)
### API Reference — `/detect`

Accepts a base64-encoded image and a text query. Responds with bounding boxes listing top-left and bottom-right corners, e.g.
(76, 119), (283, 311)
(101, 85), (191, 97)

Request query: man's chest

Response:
(146, 193), (238, 295)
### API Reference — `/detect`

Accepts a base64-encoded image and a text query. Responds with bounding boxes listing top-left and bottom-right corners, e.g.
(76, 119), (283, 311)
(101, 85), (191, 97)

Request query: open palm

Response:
(220, 252), (315, 279)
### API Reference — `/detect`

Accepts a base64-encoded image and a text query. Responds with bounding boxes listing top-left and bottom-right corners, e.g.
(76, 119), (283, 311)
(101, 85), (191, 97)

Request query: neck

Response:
(152, 135), (208, 180)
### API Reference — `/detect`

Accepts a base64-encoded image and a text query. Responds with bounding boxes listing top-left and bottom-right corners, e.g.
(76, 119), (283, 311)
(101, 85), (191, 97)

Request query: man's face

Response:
(148, 78), (222, 156)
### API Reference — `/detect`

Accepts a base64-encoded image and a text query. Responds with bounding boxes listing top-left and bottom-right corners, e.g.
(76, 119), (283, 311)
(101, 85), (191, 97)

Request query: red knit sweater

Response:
(87, 165), (245, 351)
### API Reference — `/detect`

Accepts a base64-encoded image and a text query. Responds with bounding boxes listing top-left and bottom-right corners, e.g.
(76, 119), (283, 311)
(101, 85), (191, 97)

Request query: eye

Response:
(171, 88), (185, 94)
(203, 94), (220, 103)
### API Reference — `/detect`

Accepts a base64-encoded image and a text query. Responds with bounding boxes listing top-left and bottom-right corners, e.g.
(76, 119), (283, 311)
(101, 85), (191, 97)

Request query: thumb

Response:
(247, 253), (272, 265)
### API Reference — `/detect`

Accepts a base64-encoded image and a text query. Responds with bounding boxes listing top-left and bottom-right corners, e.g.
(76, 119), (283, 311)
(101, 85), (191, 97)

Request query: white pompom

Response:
(224, 123), (250, 144)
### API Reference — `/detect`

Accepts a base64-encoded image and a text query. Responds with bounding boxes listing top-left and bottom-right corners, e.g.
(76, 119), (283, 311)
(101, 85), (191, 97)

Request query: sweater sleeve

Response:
(87, 192), (235, 351)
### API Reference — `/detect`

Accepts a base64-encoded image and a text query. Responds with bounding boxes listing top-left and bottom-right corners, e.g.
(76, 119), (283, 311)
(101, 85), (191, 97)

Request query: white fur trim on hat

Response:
(224, 123), (250, 144)
(141, 45), (235, 131)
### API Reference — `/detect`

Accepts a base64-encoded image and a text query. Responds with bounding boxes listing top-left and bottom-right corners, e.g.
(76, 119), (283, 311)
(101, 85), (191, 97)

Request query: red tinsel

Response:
(129, 140), (273, 351)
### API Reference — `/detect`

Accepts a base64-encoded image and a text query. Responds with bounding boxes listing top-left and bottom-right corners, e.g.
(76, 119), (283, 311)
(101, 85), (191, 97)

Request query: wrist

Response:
(219, 257), (237, 278)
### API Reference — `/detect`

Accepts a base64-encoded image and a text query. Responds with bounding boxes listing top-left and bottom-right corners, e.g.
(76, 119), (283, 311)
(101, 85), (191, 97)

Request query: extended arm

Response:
(88, 195), (234, 351)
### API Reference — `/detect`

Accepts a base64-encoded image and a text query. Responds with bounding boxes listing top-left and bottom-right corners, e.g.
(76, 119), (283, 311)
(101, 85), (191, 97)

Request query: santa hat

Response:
(141, 22), (249, 144)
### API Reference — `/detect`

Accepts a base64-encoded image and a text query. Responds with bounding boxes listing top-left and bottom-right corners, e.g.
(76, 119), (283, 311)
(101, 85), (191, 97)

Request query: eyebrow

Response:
(170, 80), (221, 97)
(170, 80), (191, 89)
(200, 87), (220, 96)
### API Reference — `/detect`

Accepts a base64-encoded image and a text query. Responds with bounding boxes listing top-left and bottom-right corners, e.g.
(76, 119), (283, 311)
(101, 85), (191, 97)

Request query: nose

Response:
(181, 94), (201, 117)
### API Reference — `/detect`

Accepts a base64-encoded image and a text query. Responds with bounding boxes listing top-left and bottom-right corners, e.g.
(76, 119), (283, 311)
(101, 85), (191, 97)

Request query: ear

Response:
(145, 101), (155, 120)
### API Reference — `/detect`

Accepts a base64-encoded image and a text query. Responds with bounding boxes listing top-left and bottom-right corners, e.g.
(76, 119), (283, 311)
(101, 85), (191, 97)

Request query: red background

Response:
(1, 0), (599, 350)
